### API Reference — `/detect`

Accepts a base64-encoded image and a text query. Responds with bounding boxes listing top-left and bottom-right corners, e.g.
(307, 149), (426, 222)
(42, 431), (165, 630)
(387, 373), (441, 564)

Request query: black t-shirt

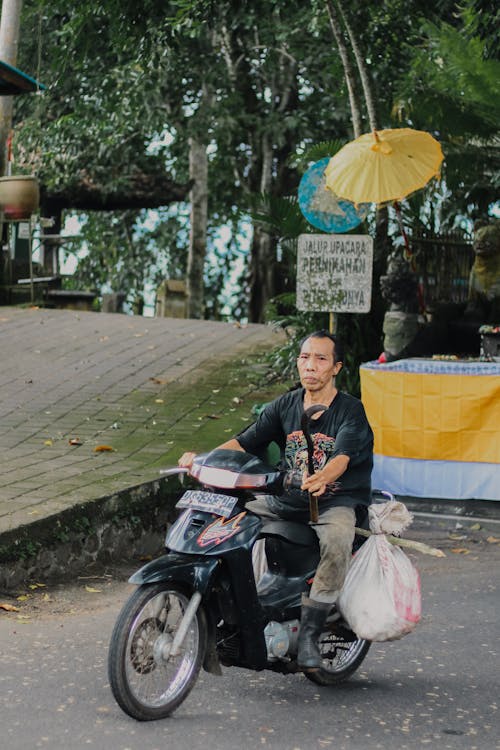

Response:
(237, 388), (374, 519)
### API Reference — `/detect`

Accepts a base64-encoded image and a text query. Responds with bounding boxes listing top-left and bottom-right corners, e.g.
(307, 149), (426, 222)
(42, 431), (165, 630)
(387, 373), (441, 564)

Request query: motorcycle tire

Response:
(108, 583), (207, 721)
(304, 632), (370, 686)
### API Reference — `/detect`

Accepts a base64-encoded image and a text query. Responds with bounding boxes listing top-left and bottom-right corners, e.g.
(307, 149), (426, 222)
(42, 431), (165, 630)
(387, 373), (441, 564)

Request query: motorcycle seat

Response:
(259, 520), (317, 547)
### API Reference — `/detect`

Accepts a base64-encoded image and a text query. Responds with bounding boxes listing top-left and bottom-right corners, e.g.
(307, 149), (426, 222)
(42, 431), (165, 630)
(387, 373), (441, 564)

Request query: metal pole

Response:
(28, 216), (33, 303)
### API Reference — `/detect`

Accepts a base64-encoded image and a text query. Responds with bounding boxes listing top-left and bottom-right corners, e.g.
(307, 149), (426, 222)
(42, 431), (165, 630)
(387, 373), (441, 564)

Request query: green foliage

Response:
(248, 194), (309, 239)
(290, 140), (346, 174)
(393, 13), (500, 224)
(12, 0), (500, 319)
(461, 0), (500, 59)
(63, 207), (189, 305)
(395, 20), (500, 137)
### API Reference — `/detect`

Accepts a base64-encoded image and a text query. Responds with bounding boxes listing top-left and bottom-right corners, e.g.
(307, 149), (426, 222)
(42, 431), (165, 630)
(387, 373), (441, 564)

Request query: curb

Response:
(398, 495), (500, 523)
(0, 474), (183, 591)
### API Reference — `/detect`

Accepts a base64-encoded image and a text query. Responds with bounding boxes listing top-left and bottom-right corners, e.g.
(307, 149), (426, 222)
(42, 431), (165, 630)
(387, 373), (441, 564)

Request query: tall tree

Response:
(13, 0), (489, 325)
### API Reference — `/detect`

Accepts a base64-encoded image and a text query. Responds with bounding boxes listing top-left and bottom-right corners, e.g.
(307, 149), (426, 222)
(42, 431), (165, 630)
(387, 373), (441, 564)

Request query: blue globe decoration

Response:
(298, 157), (369, 233)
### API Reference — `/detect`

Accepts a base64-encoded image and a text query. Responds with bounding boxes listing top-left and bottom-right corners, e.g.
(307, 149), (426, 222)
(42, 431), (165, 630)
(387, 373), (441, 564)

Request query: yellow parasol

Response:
(324, 128), (443, 205)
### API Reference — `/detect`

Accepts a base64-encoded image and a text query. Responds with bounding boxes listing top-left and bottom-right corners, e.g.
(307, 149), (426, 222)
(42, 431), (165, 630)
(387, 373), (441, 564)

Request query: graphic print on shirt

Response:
(285, 430), (336, 473)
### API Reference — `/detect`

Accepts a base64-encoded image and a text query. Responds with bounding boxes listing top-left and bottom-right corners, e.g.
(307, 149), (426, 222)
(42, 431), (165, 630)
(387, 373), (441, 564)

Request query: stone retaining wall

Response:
(0, 477), (182, 591)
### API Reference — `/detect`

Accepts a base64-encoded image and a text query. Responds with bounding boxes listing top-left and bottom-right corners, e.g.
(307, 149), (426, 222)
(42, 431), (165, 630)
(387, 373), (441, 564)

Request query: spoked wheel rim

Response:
(318, 632), (367, 673)
(124, 589), (200, 709)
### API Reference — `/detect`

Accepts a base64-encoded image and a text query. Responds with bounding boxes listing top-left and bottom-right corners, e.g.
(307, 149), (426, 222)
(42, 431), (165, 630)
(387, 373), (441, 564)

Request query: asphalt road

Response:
(1, 516), (499, 750)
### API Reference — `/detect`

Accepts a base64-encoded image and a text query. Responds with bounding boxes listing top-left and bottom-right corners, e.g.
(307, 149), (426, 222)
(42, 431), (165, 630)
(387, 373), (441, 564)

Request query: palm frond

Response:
(291, 140), (346, 174)
(247, 193), (309, 239)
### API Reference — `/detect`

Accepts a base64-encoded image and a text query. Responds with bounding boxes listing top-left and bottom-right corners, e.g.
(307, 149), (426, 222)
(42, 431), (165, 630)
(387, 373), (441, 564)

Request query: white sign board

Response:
(296, 234), (373, 313)
(18, 222), (31, 239)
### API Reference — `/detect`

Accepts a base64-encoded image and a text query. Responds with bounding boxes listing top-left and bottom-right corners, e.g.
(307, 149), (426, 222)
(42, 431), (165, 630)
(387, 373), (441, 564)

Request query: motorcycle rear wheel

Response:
(108, 583), (207, 720)
(304, 631), (370, 685)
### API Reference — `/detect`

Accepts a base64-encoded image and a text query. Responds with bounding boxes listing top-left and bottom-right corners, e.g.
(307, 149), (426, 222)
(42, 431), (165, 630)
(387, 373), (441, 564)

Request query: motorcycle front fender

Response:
(129, 551), (220, 593)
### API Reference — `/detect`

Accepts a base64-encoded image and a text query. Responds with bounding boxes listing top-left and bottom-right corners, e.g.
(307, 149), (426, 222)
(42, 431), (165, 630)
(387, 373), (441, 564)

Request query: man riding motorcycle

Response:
(179, 330), (374, 672)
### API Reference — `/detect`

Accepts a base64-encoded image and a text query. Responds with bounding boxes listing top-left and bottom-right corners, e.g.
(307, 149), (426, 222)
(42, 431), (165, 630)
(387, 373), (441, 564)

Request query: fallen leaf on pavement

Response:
(448, 533), (467, 540)
(155, 398), (164, 404)
(469, 523), (481, 531)
(150, 377), (167, 385)
(85, 586), (102, 593)
(204, 414), (220, 420)
(486, 536), (499, 544)
(94, 445), (114, 452)
(450, 548), (470, 555)
(69, 437), (82, 446)
(44, 439), (53, 446)
(16, 594), (30, 601)
(0, 603), (19, 612)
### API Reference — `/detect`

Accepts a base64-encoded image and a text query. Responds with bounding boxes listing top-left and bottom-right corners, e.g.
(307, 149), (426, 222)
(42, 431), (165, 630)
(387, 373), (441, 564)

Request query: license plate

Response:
(176, 490), (238, 518)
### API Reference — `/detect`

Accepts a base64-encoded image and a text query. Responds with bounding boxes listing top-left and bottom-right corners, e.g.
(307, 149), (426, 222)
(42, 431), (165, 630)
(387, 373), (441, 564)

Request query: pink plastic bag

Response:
(338, 533), (421, 642)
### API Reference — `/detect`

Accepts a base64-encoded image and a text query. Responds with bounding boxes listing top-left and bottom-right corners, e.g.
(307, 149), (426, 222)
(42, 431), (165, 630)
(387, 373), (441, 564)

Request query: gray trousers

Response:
(247, 497), (355, 605)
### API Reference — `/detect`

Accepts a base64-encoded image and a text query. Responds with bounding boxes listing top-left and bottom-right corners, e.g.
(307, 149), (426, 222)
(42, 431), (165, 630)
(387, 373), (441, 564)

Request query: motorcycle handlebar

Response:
(159, 467), (190, 476)
(282, 469), (304, 492)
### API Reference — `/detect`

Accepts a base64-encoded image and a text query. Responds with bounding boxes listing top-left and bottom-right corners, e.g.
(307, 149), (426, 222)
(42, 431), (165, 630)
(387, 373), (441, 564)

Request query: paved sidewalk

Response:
(2, 307), (498, 589)
(0, 307), (284, 568)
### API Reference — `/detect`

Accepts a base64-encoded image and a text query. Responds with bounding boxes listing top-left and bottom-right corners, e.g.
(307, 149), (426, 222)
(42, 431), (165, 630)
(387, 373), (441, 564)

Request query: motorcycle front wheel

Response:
(305, 631), (370, 686)
(108, 583), (207, 720)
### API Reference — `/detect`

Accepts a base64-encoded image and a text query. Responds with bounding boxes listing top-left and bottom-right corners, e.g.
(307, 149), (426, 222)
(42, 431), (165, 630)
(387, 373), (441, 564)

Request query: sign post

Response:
(296, 234), (373, 330)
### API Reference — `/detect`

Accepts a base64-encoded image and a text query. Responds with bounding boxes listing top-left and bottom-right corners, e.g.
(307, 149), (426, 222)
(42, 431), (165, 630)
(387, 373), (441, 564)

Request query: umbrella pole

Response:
(329, 312), (337, 334)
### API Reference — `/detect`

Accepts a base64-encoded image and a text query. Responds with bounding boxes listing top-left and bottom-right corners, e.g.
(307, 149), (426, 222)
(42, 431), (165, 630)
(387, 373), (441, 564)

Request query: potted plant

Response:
(0, 175), (39, 220)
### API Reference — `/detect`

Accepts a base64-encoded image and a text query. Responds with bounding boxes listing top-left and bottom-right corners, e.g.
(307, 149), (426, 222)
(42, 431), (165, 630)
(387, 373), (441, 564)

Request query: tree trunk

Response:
(248, 226), (275, 324)
(186, 136), (208, 319)
(326, 0), (391, 356)
(0, 0), (22, 176)
(248, 134), (276, 323)
(324, 0), (362, 138)
(333, 0), (389, 264)
(334, 0), (379, 132)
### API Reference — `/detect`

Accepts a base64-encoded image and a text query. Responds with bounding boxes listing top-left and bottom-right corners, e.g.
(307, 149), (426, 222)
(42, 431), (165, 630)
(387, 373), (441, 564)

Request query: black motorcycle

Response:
(108, 414), (374, 720)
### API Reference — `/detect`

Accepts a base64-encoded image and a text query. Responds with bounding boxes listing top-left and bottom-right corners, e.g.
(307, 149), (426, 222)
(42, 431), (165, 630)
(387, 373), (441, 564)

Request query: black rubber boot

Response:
(297, 594), (331, 672)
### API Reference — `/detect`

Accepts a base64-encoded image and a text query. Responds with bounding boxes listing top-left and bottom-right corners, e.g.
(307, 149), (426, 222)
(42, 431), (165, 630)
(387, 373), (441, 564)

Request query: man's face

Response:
(297, 336), (342, 392)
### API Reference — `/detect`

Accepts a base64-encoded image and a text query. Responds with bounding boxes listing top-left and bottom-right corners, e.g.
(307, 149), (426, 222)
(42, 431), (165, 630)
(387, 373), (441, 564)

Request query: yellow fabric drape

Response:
(360, 368), (500, 464)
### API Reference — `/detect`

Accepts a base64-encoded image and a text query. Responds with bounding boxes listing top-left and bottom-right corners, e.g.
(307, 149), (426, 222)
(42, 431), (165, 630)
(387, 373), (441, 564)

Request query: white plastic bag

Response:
(338, 509), (421, 641)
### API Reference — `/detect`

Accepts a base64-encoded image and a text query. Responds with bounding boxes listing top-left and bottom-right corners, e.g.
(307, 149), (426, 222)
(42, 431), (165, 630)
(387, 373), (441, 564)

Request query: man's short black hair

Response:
(299, 330), (344, 364)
